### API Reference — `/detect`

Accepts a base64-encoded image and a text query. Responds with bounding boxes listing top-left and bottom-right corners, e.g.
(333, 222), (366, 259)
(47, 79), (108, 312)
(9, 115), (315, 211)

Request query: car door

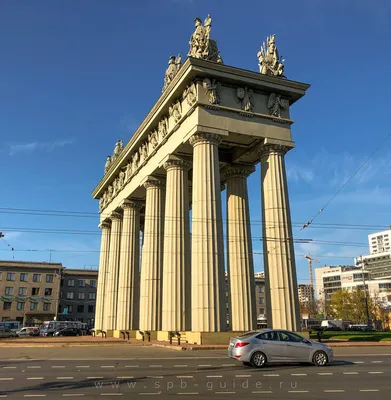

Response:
(255, 331), (286, 362)
(278, 331), (312, 362)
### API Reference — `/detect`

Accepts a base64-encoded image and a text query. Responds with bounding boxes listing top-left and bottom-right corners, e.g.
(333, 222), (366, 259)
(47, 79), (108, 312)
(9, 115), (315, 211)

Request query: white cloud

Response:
(9, 139), (73, 156)
(287, 165), (314, 183)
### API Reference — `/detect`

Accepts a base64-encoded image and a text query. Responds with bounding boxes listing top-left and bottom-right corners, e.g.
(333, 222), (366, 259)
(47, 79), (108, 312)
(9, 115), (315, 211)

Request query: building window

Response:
(5, 287), (13, 295)
(6, 273), (15, 281)
(90, 280), (96, 288)
(43, 303), (51, 311)
(30, 302), (38, 311)
(46, 274), (54, 283)
(78, 292), (85, 300)
(66, 292), (74, 299)
(79, 280), (85, 287)
(259, 308), (265, 314)
(88, 305), (95, 313)
(68, 280), (75, 287)
(17, 302), (25, 311)
(68, 305), (73, 313)
(87, 318), (94, 326)
(77, 305), (84, 313)
(88, 292), (96, 300)
(32, 288), (40, 296)
(44, 288), (53, 296)
(20, 273), (28, 282)
(19, 287), (27, 296)
(3, 302), (12, 310)
(33, 274), (41, 282)
(258, 286), (264, 293)
(259, 297), (265, 304)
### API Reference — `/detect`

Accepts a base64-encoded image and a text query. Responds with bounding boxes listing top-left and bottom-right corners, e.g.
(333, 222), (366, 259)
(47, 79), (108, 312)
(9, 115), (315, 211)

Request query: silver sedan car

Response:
(228, 329), (333, 368)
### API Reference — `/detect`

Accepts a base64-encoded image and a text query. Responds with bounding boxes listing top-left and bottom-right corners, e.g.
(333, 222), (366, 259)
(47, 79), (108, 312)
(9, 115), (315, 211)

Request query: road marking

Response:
(222, 364), (236, 367)
(324, 390), (345, 393)
(117, 376), (134, 379)
(174, 365), (188, 368)
(318, 372), (333, 375)
(343, 372), (359, 375)
(369, 372), (383, 374)
(27, 366), (42, 369)
(235, 375), (251, 378)
(215, 392), (235, 395)
(56, 377), (74, 380)
(291, 373), (307, 376)
(198, 364), (211, 367)
(147, 376), (163, 379)
(353, 361), (364, 364)
(101, 366), (114, 368)
(372, 361), (383, 363)
(206, 375), (223, 378)
(62, 396), (85, 397)
(359, 389), (380, 392)
(263, 374), (279, 377)
(288, 391), (309, 393)
(149, 365), (163, 368)
(87, 376), (104, 379)
(0, 396), (7, 398)
(125, 365), (139, 368)
(176, 394), (199, 396)
(0, 378), (14, 381)
(2, 366), (16, 369)
(27, 377), (44, 380)
(100, 394), (122, 396)
(52, 366), (66, 368)
(252, 391), (273, 394)
(23, 396), (47, 398)
(76, 366), (90, 368)
(176, 376), (193, 379)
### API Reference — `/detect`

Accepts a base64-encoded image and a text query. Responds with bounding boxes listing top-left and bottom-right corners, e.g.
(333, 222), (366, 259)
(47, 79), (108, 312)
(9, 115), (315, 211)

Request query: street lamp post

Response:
(357, 256), (371, 328)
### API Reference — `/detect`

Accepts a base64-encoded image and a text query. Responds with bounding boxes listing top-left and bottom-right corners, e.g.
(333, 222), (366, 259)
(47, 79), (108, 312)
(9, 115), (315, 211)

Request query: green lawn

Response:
(309, 330), (391, 342)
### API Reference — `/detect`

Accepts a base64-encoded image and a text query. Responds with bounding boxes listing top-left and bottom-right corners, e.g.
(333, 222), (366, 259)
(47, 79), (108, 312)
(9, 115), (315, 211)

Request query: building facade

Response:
(92, 18), (309, 340)
(298, 284), (314, 306)
(0, 261), (62, 325)
(58, 269), (98, 327)
(368, 228), (391, 254)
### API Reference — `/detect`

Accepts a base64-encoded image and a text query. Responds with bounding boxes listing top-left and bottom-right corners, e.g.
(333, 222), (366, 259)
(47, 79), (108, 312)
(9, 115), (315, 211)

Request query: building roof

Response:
(0, 260), (63, 269)
(62, 268), (98, 277)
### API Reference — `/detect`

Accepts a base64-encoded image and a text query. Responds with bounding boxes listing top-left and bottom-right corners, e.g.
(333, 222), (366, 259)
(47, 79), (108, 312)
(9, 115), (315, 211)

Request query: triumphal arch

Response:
(92, 15), (309, 343)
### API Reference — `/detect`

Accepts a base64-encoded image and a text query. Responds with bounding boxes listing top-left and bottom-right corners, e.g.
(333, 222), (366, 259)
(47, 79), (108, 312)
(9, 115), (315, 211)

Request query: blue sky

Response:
(0, 0), (391, 283)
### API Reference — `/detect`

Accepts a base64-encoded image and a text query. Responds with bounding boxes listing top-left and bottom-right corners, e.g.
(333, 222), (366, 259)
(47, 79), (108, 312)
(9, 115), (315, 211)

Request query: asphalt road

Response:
(0, 347), (390, 399)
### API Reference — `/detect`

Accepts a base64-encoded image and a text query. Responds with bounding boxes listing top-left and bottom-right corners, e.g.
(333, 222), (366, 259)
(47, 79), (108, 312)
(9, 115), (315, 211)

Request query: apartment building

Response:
(58, 269), (98, 327)
(368, 228), (391, 254)
(0, 260), (62, 325)
(298, 284), (314, 305)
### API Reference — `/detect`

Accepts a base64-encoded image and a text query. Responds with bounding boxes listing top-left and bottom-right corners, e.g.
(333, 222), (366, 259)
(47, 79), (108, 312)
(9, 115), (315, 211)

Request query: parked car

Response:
(228, 329), (334, 368)
(16, 327), (40, 337)
(348, 324), (375, 332)
(53, 328), (82, 337)
(0, 328), (18, 338)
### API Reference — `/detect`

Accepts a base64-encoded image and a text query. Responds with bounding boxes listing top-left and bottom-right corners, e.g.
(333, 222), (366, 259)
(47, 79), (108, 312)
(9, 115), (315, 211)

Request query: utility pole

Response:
(358, 255), (371, 328)
(304, 254), (320, 315)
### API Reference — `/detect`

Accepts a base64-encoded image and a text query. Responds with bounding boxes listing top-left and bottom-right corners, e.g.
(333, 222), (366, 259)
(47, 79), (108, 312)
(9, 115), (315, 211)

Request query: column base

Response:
(154, 331), (247, 345)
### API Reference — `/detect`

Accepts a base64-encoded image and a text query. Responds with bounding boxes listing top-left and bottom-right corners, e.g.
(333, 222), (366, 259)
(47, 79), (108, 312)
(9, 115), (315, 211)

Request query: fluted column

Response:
(106, 211), (122, 331)
(95, 220), (111, 331)
(225, 165), (257, 332)
(116, 200), (142, 331)
(258, 143), (300, 331)
(139, 177), (165, 331)
(189, 133), (226, 332)
(162, 156), (191, 332)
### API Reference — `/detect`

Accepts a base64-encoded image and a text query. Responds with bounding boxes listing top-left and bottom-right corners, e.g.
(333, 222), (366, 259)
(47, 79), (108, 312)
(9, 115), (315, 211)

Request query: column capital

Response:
(163, 155), (192, 171)
(223, 164), (256, 180)
(143, 176), (165, 190)
(256, 143), (293, 159)
(189, 132), (222, 147)
(110, 211), (122, 221)
(121, 199), (143, 211)
(98, 220), (111, 229)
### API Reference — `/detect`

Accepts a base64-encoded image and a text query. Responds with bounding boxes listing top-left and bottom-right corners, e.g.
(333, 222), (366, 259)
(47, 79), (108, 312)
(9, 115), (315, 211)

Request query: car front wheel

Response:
(251, 351), (267, 368)
(313, 351), (328, 366)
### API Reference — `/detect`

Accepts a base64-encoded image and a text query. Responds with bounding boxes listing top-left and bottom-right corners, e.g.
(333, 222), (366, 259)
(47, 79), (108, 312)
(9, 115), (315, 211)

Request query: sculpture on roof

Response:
(162, 55), (182, 92)
(237, 87), (254, 112)
(112, 139), (124, 160)
(257, 34), (285, 77)
(203, 78), (221, 105)
(188, 15), (223, 63)
(104, 156), (112, 174)
(267, 93), (289, 117)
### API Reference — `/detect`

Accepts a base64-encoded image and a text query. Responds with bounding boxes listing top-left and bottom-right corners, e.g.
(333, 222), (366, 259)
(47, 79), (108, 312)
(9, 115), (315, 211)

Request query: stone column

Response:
(139, 177), (165, 331)
(258, 144), (300, 331)
(105, 211), (122, 331)
(189, 133), (226, 332)
(95, 220), (111, 331)
(116, 200), (142, 331)
(225, 165), (257, 332)
(162, 156), (191, 332)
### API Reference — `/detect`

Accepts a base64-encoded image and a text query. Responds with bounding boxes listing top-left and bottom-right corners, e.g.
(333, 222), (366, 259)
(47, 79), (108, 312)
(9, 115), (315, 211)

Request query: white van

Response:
(16, 327), (40, 337)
